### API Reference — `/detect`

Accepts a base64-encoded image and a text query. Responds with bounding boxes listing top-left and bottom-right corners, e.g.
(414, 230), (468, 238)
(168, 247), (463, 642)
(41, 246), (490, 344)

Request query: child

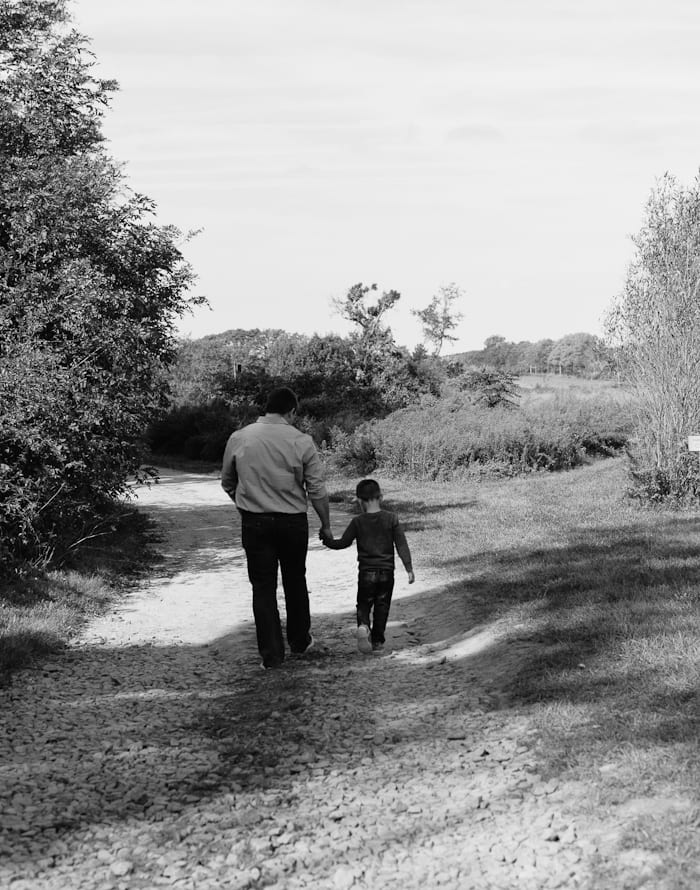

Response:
(321, 479), (414, 653)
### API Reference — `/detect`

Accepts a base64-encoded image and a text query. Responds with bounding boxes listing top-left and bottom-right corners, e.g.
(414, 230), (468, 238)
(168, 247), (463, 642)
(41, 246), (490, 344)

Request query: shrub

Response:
(330, 391), (634, 481)
(628, 449), (700, 504)
(146, 401), (237, 462)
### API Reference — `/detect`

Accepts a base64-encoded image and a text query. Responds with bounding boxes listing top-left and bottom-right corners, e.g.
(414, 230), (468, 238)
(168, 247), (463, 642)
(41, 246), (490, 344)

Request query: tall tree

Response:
(332, 282), (401, 378)
(0, 0), (202, 571)
(547, 333), (604, 376)
(412, 282), (464, 355)
(607, 172), (700, 500)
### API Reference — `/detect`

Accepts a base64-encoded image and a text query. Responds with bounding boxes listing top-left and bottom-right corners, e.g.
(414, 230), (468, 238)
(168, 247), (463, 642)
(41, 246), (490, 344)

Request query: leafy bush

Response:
(146, 401), (238, 463)
(457, 367), (521, 408)
(330, 392), (634, 480)
(0, 7), (199, 576)
(627, 450), (700, 504)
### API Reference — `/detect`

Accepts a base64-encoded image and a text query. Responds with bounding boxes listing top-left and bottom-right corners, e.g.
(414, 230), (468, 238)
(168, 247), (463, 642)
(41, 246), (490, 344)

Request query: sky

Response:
(68, 0), (700, 352)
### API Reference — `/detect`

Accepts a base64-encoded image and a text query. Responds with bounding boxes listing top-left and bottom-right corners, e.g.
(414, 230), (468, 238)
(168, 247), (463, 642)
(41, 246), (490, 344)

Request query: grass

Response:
(331, 378), (635, 480)
(517, 372), (631, 396)
(327, 455), (700, 886)
(0, 504), (157, 685)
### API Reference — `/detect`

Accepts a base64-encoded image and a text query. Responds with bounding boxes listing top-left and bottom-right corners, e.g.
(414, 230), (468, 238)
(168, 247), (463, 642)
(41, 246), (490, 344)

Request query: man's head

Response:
(265, 387), (299, 417)
(356, 478), (381, 504)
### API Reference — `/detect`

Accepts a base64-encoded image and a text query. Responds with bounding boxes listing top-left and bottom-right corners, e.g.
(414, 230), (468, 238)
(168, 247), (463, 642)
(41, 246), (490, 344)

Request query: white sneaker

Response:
(357, 624), (372, 654)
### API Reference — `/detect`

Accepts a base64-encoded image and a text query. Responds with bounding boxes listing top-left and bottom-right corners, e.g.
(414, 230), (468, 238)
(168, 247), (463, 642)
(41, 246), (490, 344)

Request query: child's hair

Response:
(356, 478), (381, 501)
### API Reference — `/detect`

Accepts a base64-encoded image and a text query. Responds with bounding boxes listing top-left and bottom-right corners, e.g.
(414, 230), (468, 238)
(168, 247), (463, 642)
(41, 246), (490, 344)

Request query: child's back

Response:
(321, 479), (414, 654)
(330, 509), (411, 572)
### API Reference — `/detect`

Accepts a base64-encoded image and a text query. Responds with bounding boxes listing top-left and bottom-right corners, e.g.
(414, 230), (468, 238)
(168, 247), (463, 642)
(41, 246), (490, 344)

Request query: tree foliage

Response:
(607, 172), (700, 501)
(457, 368), (521, 409)
(332, 282), (401, 378)
(0, 1), (200, 573)
(413, 282), (464, 355)
(452, 332), (615, 378)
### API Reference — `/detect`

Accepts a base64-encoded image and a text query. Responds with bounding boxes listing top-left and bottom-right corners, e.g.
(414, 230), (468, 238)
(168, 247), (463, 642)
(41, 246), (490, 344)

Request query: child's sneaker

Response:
(371, 641), (384, 654)
(357, 624), (372, 654)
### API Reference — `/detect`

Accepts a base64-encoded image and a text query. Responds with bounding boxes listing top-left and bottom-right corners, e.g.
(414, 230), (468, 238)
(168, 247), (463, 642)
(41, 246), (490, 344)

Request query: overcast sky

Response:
(69, 0), (700, 351)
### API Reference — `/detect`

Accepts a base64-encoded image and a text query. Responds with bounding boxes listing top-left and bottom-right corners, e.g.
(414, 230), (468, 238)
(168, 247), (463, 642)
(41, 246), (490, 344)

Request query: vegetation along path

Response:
(1, 465), (697, 889)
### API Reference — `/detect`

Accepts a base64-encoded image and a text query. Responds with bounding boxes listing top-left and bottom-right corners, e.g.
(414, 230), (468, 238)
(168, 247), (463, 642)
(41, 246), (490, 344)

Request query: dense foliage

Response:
(1, 1), (200, 574)
(331, 385), (633, 481)
(149, 319), (443, 461)
(606, 173), (700, 502)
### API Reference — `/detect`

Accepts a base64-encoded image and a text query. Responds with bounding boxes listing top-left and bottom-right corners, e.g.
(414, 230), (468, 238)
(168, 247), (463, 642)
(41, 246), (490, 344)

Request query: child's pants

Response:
(357, 568), (395, 643)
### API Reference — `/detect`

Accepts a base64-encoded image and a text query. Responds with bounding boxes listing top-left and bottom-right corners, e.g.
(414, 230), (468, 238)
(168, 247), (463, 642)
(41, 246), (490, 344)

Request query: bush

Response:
(146, 401), (237, 463)
(330, 392), (634, 481)
(0, 9), (199, 576)
(628, 449), (700, 504)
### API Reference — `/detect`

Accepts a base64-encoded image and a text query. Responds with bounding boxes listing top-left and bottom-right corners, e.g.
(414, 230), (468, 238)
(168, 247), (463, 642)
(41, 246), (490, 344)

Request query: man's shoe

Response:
(291, 634), (315, 656)
(371, 641), (384, 654)
(357, 624), (372, 654)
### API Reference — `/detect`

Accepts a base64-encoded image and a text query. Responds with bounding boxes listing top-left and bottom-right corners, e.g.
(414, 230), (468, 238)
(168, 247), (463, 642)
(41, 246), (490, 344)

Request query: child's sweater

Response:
(324, 510), (412, 572)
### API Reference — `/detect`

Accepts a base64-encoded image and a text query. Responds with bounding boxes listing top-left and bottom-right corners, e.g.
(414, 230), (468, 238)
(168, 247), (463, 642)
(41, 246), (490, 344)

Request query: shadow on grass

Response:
(326, 490), (479, 533)
(402, 514), (700, 767)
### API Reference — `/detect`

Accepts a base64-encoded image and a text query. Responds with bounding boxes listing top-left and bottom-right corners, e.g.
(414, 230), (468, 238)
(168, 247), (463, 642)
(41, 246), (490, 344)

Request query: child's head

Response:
(356, 478), (381, 508)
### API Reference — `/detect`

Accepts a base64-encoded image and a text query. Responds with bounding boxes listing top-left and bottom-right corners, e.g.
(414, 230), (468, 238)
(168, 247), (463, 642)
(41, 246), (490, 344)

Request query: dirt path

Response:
(1, 469), (603, 889)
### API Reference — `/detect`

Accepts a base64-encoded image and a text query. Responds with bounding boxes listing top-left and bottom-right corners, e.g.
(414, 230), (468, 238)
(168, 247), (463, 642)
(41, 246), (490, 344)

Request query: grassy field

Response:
(517, 372), (630, 394)
(0, 505), (157, 685)
(329, 455), (700, 886)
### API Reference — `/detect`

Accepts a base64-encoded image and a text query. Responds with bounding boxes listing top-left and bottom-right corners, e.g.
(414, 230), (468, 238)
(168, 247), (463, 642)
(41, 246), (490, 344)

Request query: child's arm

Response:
(320, 519), (357, 550)
(393, 516), (415, 583)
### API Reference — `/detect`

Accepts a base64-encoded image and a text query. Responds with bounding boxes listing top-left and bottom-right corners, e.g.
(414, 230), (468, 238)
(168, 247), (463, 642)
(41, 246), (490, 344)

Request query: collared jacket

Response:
(221, 415), (327, 514)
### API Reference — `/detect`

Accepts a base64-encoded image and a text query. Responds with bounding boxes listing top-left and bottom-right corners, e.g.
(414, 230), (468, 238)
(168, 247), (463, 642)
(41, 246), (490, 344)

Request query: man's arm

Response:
(302, 438), (331, 536)
(220, 436), (238, 501)
(322, 519), (357, 550)
(310, 495), (331, 537)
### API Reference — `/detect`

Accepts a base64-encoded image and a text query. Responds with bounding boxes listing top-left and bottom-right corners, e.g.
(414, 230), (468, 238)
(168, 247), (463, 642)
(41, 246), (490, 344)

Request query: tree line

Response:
(452, 332), (616, 378)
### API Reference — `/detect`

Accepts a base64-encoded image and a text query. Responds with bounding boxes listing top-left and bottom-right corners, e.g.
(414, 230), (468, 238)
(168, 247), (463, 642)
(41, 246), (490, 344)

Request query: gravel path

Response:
(1, 470), (597, 890)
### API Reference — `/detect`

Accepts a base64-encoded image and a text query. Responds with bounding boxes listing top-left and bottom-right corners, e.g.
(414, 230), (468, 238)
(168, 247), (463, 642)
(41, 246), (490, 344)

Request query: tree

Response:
(607, 172), (700, 500)
(412, 282), (464, 356)
(457, 368), (520, 409)
(523, 339), (555, 374)
(547, 333), (604, 376)
(482, 335), (509, 369)
(332, 282), (401, 378)
(0, 1), (201, 572)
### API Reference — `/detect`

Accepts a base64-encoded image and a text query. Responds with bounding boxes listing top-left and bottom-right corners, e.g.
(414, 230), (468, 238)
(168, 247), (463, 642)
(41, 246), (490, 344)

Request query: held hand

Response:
(319, 526), (333, 544)
(407, 570), (415, 584)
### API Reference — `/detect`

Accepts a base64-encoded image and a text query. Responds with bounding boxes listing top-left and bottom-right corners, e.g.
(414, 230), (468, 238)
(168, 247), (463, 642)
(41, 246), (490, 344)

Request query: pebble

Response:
(0, 480), (626, 890)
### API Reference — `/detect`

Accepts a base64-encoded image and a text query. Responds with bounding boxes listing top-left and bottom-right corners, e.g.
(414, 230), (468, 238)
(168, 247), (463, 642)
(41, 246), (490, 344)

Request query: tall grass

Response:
(331, 387), (635, 480)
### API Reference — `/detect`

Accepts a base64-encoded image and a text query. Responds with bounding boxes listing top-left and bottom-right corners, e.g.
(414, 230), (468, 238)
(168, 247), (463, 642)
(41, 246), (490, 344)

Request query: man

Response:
(221, 386), (331, 669)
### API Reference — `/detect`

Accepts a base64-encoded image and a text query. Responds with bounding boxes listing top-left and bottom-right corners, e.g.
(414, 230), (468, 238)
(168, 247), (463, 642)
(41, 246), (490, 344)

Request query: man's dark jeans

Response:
(357, 568), (395, 644)
(241, 511), (311, 667)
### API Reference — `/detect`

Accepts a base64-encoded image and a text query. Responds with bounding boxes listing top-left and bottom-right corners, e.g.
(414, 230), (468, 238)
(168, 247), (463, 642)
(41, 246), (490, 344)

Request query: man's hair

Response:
(356, 478), (381, 501)
(265, 387), (299, 415)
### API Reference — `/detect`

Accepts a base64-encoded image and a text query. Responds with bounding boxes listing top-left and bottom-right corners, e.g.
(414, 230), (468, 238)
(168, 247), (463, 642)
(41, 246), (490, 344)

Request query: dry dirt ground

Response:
(0, 469), (682, 889)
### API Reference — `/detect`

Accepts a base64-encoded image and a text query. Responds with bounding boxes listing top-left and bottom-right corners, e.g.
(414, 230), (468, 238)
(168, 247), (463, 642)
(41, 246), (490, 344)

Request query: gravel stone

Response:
(0, 471), (645, 890)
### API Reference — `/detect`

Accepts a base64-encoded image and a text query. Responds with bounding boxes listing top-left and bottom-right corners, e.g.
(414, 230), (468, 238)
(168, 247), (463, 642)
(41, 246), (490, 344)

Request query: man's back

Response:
(221, 416), (326, 514)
